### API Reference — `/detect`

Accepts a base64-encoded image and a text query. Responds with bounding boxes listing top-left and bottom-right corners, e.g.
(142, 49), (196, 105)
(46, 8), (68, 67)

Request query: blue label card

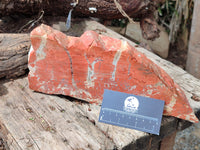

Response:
(98, 89), (165, 135)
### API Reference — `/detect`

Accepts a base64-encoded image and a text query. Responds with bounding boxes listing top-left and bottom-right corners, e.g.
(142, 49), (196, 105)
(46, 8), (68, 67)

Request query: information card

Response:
(98, 89), (165, 135)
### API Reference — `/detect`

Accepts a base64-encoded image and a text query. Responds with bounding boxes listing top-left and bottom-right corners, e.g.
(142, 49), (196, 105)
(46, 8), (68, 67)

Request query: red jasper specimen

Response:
(28, 24), (198, 123)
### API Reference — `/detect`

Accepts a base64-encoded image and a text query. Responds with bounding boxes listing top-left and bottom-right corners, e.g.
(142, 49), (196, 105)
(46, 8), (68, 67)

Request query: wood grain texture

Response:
(0, 34), (30, 79)
(0, 78), (116, 149)
(0, 77), (179, 150)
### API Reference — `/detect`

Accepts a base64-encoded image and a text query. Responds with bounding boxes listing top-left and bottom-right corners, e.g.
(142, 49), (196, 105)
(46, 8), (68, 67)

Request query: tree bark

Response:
(0, 34), (30, 79)
(0, 0), (161, 40)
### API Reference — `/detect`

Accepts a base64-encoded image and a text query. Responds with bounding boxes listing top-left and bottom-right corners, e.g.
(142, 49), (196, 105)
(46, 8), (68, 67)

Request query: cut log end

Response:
(0, 34), (30, 79)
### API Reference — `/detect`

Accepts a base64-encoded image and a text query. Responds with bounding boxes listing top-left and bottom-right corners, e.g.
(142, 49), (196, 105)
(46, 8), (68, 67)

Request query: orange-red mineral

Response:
(28, 24), (198, 123)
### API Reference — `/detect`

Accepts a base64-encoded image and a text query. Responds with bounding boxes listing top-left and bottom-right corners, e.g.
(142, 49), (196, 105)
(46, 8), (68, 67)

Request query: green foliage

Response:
(157, 0), (194, 43)
(111, 19), (128, 28)
(157, 0), (177, 33)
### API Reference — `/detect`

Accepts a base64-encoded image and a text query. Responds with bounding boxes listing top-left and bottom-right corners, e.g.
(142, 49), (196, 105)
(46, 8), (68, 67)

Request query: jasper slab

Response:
(28, 24), (198, 123)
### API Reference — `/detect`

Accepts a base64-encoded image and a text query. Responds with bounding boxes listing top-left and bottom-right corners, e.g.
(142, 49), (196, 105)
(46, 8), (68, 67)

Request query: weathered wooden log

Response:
(0, 0), (158, 19)
(0, 34), (30, 79)
(0, 0), (161, 40)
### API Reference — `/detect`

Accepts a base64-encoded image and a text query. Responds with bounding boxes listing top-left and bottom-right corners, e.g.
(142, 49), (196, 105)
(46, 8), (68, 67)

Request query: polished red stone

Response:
(28, 24), (198, 123)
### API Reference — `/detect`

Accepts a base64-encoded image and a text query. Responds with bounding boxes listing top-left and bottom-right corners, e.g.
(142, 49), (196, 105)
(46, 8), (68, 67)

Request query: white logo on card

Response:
(124, 96), (139, 113)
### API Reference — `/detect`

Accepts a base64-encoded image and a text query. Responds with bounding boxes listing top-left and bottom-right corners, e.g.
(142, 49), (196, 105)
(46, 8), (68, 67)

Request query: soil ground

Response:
(174, 121), (200, 150)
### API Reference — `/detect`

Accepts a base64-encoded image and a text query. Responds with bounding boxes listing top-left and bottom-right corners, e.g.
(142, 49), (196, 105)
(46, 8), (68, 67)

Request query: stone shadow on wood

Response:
(0, 83), (8, 97)
(0, 123), (10, 150)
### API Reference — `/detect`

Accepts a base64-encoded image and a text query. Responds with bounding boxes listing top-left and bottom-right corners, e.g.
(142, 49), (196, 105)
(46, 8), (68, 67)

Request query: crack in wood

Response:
(76, 111), (118, 149)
